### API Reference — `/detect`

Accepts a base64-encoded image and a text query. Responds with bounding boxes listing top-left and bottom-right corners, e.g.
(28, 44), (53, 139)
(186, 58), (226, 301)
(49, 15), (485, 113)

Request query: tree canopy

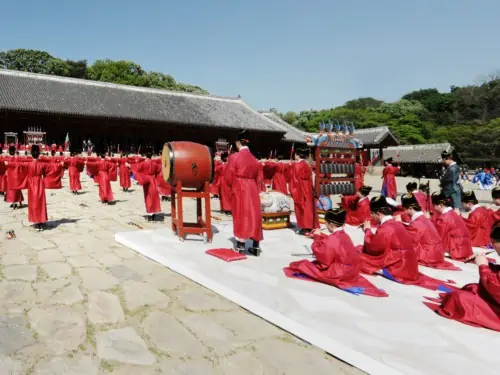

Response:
(0, 49), (208, 94)
(272, 78), (500, 166)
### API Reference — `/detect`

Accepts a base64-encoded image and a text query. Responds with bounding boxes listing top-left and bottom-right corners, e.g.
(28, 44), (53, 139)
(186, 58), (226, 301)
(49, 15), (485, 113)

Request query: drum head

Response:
(161, 143), (172, 182)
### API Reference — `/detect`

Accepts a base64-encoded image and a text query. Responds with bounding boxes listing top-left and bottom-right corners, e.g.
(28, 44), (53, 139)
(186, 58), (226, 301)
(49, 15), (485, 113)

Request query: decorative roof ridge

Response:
(386, 142), (452, 150)
(0, 68), (244, 103)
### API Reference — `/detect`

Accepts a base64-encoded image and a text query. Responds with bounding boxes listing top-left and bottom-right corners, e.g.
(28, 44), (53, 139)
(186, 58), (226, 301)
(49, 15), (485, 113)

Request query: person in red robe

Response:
(108, 156), (118, 182)
(269, 160), (288, 195)
(284, 208), (387, 297)
(341, 185), (373, 227)
(64, 152), (85, 194)
(290, 148), (318, 235)
(490, 187), (500, 224)
(381, 158), (400, 199)
(118, 155), (132, 192)
(431, 191), (474, 262)
(133, 148), (162, 221)
(86, 152), (115, 204)
(0, 155), (6, 196)
(461, 190), (494, 248)
(210, 159), (223, 197)
(398, 193), (458, 270)
(360, 195), (452, 289)
(4, 145), (24, 209)
(154, 158), (171, 201)
(354, 157), (366, 191)
(218, 152), (232, 214)
(433, 226), (500, 331)
(3, 145), (61, 231)
(224, 131), (263, 256)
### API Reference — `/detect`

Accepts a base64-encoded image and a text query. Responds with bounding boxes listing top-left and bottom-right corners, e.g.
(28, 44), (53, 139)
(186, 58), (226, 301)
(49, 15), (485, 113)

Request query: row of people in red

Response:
(286, 197), (500, 331)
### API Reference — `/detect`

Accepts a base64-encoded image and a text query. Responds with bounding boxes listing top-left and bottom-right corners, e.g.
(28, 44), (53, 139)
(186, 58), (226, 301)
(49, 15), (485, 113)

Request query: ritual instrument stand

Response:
(171, 181), (213, 243)
(314, 145), (358, 197)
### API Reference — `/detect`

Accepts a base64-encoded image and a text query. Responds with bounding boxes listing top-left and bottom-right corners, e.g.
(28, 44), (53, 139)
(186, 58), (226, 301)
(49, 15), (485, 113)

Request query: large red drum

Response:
(162, 141), (214, 189)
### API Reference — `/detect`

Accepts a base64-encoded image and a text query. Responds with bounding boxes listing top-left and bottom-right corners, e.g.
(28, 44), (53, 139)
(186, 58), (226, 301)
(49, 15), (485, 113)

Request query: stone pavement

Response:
(0, 173), (364, 375)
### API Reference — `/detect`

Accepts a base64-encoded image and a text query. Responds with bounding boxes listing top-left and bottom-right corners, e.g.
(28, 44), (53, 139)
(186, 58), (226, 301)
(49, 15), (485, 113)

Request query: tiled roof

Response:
(383, 143), (454, 163)
(0, 69), (286, 133)
(259, 112), (308, 143)
(307, 126), (399, 147)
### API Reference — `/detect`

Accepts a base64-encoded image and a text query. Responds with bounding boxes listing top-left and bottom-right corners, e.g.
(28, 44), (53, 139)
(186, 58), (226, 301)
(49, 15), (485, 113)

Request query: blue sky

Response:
(2, 0), (499, 112)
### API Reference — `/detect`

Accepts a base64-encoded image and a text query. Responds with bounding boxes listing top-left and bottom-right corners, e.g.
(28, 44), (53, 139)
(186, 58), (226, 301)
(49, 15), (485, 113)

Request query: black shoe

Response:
(151, 214), (156, 222)
(249, 241), (261, 256)
(235, 241), (245, 254)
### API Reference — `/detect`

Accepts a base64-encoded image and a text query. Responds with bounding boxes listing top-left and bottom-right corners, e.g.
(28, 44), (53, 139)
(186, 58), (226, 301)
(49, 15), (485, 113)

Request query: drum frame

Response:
(171, 180), (213, 243)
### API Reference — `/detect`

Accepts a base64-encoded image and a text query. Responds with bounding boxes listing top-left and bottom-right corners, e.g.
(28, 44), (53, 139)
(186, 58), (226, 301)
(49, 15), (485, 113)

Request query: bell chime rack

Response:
(314, 145), (358, 197)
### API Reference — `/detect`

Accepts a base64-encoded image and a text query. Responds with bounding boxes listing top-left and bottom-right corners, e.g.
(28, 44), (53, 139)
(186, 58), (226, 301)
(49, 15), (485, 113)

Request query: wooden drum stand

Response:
(171, 181), (213, 243)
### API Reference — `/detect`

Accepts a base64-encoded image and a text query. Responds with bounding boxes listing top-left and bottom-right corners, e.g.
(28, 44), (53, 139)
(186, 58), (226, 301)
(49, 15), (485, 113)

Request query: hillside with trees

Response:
(0, 49), (208, 94)
(273, 80), (500, 166)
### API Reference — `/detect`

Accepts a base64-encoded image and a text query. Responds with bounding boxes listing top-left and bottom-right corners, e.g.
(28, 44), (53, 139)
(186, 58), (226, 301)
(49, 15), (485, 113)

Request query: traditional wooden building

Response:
(259, 111), (309, 157)
(0, 69), (290, 156)
(383, 143), (462, 178)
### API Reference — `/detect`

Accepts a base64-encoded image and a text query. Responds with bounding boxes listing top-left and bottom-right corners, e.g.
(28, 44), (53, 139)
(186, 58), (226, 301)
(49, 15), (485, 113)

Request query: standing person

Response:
(86, 151), (115, 204)
(4, 145), (24, 209)
(118, 155), (132, 192)
(218, 152), (232, 214)
(270, 159), (288, 195)
(381, 157), (400, 199)
(64, 152), (85, 194)
(133, 147), (162, 221)
(490, 187), (500, 224)
(3, 145), (61, 231)
(0, 154), (6, 196)
(225, 131), (263, 256)
(290, 148), (318, 235)
(354, 156), (366, 191)
(439, 150), (462, 212)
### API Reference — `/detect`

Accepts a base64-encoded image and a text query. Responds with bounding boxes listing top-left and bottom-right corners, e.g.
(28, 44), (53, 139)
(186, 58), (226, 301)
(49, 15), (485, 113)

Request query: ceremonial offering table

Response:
(262, 212), (291, 230)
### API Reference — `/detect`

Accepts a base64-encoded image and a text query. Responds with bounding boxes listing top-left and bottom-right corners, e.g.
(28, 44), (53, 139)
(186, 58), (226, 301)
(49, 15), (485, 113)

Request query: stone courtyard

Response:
(0, 172), (364, 375)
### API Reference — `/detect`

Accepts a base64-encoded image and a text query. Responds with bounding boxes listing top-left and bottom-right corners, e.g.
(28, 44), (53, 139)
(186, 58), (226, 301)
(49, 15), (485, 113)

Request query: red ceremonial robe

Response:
(218, 162), (231, 212)
(271, 162), (288, 195)
(462, 206), (494, 247)
(341, 196), (372, 227)
(257, 163), (266, 192)
(290, 160), (319, 230)
(354, 163), (366, 191)
(414, 191), (430, 212)
(406, 213), (459, 270)
(4, 156), (24, 203)
(86, 160), (114, 202)
(41, 160), (64, 189)
(155, 160), (171, 197)
(381, 165), (400, 199)
(285, 229), (387, 297)
(0, 158), (6, 193)
(7, 160), (54, 223)
(433, 208), (474, 261)
(108, 158), (118, 182)
(118, 159), (131, 189)
(225, 148), (263, 241)
(435, 263), (500, 331)
(134, 159), (161, 214)
(361, 218), (452, 289)
(490, 208), (500, 225)
(210, 160), (223, 196)
(64, 157), (85, 191)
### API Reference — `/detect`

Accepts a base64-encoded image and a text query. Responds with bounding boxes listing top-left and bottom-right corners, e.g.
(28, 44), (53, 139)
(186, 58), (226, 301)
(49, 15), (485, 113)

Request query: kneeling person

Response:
(284, 208), (386, 297)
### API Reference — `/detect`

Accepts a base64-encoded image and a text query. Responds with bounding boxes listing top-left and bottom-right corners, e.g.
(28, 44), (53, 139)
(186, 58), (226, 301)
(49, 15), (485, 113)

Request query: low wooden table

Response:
(262, 212), (291, 230)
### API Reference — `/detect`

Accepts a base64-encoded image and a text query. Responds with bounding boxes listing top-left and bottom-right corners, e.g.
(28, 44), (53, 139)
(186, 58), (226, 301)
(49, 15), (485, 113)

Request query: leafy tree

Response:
(344, 97), (383, 110)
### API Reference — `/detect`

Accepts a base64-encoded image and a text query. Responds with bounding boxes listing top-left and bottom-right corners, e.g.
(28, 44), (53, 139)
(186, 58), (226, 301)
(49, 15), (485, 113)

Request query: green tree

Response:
(344, 97), (383, 110)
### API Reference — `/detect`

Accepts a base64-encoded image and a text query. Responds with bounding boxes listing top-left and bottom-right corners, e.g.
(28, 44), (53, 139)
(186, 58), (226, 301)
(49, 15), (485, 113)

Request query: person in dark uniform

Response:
(439, 151), (461, 211)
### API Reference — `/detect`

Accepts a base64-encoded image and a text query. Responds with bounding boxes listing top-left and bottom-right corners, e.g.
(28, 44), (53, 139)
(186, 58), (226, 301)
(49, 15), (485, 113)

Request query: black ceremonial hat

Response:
(384, 157), (393, 164)
(359, 185), (372, 196)
(419, 181), (429, 190)
(401, 193), (421, 209)
(406, 181), (418, 192)
(31, 144), (40, 153)
(491, 225), (500, 242)
(431, 191), (449, 205)
(324, 208), (346, 226)
(462, 190), (478, 203)
(492, 187), (500, 200)
(236, 130), (249, 142)
(441, 150), (452, 159)
(369, 195), (391, 212)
